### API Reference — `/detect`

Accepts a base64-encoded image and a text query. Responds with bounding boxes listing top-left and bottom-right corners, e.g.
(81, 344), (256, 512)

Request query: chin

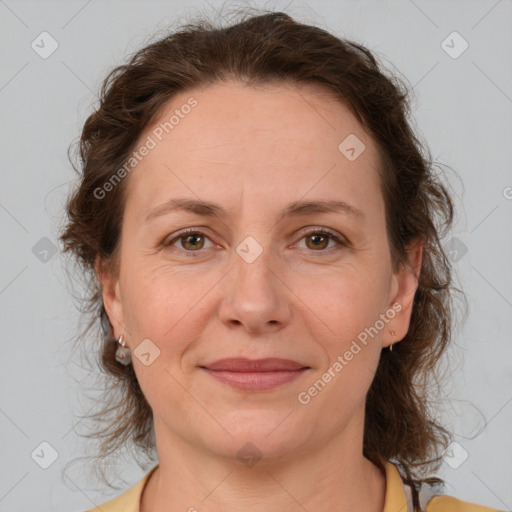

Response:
(200, 410), (314, 465)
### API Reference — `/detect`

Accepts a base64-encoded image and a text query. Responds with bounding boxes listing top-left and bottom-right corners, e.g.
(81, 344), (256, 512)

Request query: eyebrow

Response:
(143, 198), (364, 223)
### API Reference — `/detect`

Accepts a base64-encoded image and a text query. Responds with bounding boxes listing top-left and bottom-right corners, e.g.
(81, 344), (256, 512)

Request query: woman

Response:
(60, 9), (501, 512)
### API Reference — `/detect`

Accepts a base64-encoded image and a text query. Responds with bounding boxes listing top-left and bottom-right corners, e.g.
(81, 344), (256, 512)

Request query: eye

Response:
(295, 227), (348, 253)
(161, 226), (348, 257)
(162, 228), (216, 257)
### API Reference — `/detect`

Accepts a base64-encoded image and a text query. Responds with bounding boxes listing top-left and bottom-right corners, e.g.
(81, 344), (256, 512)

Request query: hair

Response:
(59, 6), (462, 496)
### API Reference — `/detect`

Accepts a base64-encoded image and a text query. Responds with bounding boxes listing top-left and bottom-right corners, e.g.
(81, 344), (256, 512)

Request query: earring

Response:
(389, 330), (396, 352)
(115, 334), (132, 365)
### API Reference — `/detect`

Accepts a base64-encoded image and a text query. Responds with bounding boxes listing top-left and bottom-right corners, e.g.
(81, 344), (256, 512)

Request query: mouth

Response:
(199, 358), (310, 392)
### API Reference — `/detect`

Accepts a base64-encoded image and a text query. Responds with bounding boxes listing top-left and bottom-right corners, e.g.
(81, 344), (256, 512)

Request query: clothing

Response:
(84, 461), (501, 512)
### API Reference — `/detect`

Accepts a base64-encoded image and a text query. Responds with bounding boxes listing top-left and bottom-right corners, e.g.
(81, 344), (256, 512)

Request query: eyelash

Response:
(161, 227), (349, 258)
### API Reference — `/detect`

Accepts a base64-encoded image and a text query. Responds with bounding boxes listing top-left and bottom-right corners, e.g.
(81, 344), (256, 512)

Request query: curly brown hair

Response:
(59, 7), (461, 491)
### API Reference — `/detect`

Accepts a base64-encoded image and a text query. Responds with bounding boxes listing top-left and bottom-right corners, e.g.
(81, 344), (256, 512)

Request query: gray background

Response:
(1, 0), (511, 511)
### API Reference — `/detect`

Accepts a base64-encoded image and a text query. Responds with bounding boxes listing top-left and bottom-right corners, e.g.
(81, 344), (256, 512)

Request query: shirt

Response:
(84, 461), (502, 512)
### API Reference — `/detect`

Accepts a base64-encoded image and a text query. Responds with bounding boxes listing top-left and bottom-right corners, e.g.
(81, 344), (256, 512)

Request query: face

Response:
(98, 81), (421, 464)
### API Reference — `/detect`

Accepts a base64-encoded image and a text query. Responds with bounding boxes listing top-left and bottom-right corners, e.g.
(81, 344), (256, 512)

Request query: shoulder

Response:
(383, 460), (502, 512)
(426, 495), (504, 512)
(82, 486), (139, 512)
(82, 464), (159, 512)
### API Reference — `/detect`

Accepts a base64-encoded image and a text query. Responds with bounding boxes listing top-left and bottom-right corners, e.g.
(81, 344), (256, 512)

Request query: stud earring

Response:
(115, 334), (132, 365)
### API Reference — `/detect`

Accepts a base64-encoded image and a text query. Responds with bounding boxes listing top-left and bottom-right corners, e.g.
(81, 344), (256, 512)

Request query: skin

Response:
(97, 80), (422, 512)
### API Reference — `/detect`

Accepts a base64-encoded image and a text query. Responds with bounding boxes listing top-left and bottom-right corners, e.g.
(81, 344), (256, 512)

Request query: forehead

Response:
(125, 80), (384, 223)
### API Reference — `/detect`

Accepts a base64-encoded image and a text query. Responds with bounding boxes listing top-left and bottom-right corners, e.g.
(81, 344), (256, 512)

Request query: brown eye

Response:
(297, 228), (347, 253)
(180, 232), (205, 250)
(163, 228), (214, 256)
(305, 232), (330, 250)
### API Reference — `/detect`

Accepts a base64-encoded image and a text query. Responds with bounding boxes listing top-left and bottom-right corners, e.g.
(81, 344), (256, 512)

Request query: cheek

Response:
(303, 264), (390, 330)
(120, 261), (217, 352)
(299, 273), (387, 412)
(300, 265), (390, 379)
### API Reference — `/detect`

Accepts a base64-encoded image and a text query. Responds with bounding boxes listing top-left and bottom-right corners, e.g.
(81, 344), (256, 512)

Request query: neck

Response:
(141, 420), (386, 512)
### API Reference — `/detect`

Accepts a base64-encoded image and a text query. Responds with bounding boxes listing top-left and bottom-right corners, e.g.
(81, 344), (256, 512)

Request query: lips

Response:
(200, 358), (310, 392)
(202, 358), (308, 372)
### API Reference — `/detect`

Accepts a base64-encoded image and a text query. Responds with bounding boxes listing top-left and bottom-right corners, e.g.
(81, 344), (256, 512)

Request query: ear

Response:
(382, 238), (423, 348)
(95, 255), (126, 340)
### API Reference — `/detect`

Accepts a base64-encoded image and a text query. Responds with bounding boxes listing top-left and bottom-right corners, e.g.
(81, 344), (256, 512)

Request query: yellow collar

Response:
(383, 460), (411, 511)
(92, 461), (410, 512)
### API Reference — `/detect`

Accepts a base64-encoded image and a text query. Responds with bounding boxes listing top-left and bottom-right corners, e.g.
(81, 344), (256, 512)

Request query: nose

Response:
(217, 241), (292, 335)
